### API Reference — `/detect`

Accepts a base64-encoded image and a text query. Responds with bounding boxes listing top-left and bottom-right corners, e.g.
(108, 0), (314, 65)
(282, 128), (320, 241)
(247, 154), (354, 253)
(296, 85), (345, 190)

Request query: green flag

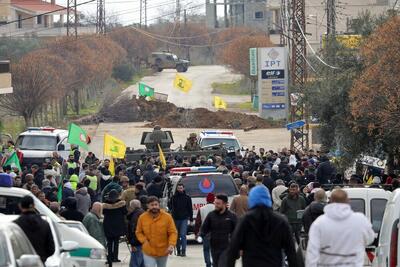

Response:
(4, 152), (21, 171)
(57, 182), (62, 202)
(68, 123), (89, 150)
(138, 82), (154, 97)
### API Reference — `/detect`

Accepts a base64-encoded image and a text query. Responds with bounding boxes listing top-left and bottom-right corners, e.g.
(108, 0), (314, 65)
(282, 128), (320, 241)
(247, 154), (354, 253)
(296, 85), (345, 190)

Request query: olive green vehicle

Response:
(150, 52), (190, 73)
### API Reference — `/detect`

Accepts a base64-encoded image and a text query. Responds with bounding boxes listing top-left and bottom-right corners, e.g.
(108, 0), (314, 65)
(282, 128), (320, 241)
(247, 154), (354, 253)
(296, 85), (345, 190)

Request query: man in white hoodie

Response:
(306, 189), (375, 267)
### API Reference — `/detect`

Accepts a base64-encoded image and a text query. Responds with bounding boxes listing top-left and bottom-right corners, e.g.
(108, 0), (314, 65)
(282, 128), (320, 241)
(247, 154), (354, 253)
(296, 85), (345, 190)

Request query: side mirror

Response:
(17, 255), (43, 267)
(57, 144), (65, 151)
(60, 241), (79, 252)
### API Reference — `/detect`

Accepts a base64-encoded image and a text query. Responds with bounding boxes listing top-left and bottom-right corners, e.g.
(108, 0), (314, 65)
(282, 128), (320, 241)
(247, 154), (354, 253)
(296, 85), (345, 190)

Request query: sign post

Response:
(249, 48), (257, 76)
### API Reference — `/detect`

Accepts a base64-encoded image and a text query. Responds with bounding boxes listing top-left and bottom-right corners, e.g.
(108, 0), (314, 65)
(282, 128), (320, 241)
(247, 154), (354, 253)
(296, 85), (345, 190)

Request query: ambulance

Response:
(161, 167), (239, 233)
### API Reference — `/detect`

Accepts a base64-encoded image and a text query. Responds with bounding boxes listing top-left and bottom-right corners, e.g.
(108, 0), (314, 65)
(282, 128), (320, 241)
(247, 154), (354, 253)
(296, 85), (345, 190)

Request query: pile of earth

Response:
(77, 97), (279, 129)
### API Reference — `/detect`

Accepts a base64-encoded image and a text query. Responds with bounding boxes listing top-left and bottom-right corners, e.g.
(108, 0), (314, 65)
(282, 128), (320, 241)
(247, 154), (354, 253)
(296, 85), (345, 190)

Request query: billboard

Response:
(257, 47), (288, 120)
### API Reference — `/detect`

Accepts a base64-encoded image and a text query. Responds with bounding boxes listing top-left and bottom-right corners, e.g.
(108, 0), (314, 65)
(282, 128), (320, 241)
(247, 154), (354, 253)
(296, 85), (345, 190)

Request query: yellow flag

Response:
(365, 175), (374, 185)
(109, 157), (115, 176)
(173, 74), (192, 93)
(158, 144), (167, 170)
(214, 96), (227, 109)
(103, 134), (126, 159)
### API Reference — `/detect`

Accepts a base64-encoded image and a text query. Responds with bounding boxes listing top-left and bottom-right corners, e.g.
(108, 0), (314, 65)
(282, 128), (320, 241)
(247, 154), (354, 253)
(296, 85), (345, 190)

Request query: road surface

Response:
(86, 122), (290, 159)
(114, 242), (242, 267)
(123, 65), (243, 109)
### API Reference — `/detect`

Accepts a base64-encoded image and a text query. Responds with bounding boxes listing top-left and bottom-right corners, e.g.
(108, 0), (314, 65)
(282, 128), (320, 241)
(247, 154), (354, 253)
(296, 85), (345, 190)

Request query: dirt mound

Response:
(77, 97), (279, 129)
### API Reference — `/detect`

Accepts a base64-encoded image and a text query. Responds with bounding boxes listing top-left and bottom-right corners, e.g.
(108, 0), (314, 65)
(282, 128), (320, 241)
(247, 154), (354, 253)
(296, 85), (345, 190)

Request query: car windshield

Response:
(201, 138), (240, 150)
(16, 135), (57, 151)
(0, 232), (9, 267)
(371, 198), (388, 233)
(180, 174), (238, 198)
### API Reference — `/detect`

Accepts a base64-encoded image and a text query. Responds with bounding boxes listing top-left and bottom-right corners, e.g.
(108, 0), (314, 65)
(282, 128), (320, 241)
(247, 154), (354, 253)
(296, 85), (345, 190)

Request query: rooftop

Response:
(11, 0), (67, 14)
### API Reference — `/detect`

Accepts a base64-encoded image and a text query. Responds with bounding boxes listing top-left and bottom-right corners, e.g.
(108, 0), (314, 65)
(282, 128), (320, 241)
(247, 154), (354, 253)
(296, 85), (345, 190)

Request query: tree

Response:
(0, 51), (64, 126)
(350, 16), (400, 168)
(219, 33), (272, 76)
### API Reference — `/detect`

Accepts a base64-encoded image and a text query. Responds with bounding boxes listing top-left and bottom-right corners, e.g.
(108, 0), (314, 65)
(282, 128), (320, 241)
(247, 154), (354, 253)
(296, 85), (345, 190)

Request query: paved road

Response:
(86, 122), (291, 159)
(113, 242), (242, 267)
(123, 65), (243, 109)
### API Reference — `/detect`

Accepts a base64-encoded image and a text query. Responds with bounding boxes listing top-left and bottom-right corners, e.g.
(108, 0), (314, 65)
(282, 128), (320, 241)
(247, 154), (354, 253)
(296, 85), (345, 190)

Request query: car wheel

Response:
(176, 64), (184, 72)
(151, 65), (159, 72)
(158, 67), (163, 72)
(183, 66), (188, 72)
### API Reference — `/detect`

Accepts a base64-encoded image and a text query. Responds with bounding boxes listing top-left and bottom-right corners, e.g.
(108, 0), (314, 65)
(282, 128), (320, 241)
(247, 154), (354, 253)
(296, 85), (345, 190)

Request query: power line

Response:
(0, 0), (95, 27)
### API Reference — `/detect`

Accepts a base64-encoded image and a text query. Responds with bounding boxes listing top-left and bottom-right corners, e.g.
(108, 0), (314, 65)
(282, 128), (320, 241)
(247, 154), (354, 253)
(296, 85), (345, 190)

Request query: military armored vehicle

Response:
(149, 52), (189, 73)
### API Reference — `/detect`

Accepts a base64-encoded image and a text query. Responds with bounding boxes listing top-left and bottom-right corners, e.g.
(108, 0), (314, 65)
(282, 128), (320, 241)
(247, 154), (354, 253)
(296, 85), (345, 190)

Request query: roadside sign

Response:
(286, 120), (306, 130)
(249, 48), (257, 76)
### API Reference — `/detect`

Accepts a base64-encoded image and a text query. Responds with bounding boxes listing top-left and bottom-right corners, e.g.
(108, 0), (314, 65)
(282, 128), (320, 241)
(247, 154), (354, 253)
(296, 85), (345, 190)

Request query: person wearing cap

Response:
(224, 185), (297, 267)
(272, 179), (287, 211)
(103, 189), (127, 263)
(194, 193), (215, 267)
(184, 133), (201, 151)
(14, 196), (55, 263)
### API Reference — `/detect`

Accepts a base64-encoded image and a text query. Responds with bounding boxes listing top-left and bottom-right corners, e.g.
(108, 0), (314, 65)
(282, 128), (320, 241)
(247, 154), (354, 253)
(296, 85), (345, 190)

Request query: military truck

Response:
(125, 128), (228, 162)
(149, 52), (189, 73)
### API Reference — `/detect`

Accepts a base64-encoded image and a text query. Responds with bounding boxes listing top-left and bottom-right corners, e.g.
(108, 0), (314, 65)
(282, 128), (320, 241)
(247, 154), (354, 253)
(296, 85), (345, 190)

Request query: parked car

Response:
(0, 185), (107, 266)
(373, 188), (400, 267)
(0, 221), (43, 267)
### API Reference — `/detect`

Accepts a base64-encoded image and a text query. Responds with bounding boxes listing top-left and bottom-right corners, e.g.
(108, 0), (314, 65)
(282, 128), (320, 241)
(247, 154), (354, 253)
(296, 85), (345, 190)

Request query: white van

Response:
(161, 167), (239, 233)
(327, 187), (391, 265)
(16, 127), (71, 166)
(0, 185), (107, 266)
(373, 188), (400, 267)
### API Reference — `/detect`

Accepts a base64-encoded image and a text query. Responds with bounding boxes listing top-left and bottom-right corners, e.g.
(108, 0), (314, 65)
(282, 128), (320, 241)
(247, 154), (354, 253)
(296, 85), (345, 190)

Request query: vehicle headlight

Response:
(90, 248), (106, 260)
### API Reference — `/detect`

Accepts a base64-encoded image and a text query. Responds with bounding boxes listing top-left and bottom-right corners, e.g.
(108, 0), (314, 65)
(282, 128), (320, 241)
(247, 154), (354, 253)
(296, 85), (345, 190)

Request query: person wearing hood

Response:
(60, 197), (84, 221)
(62, 180), (75, 201)
(14, 196), (55, 263)
(101, 176), (122, 202)
(224, 185), (297, 267)
(302, 189), (326, 234)
(306, 189), (375, 267)
(103, 189), (127, 263)
(169, 183), (193, 257)
(316, 154), (336, 185)
(146, 176), (164, 199)
(75, 183), (91, 216)
(82, 202), (106, 247)
(230, 185), (248, 218)
(127, 199), (145, 267)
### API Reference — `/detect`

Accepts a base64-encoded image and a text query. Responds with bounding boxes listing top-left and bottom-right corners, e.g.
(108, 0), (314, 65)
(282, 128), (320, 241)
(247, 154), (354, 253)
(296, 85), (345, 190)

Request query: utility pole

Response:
(224, 0), (228, 27)
(280, 0), (288, 46)
(144, 0), (147, 28)
(66, 0), (77, 38)
(96, 0), (106, 34)
(184, 9), (190, 60)
(140, 0), (143, 28)
(289, 0), (308, 151)
(326, 0), (336, 36)
(176, 0), (181, 22)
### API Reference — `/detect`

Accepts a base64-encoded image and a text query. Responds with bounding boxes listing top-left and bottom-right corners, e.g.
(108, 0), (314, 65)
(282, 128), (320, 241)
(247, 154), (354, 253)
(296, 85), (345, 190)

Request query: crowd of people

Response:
(3, 145), (394, 267)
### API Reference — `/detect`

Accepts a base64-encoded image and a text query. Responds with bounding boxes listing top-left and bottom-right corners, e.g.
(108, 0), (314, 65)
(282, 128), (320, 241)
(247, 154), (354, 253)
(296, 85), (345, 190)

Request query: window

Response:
(16, 135), (57, 151)
(200, 138), (240, 150)
(180, 174), (239, 198)
(349, 198), (365, 214)
(255, 11), (264, 19)
(37, 15), (42, 24)
(17, 15), (22, 28)
(371, 198), (388, 233)
(0, 196), (22, 215)
(166, 55), (173, 61)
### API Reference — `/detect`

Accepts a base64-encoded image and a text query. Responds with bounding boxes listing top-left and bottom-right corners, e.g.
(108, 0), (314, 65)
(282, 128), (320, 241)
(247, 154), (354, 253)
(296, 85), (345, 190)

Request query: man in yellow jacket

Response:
(136, 196), (178, 267)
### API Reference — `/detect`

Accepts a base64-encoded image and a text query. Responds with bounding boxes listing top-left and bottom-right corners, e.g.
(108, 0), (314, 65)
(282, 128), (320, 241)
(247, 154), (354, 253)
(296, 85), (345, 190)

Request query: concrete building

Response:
(206, 0), (271, 31)
(0, 0), (95, 37)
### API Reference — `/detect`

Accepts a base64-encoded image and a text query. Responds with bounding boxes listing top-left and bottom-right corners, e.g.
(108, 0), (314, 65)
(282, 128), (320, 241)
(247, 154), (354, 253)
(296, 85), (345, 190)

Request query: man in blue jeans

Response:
(169, 183), (193, 256)
(127, 200), (145, 267)
(195, 193), (215, 267)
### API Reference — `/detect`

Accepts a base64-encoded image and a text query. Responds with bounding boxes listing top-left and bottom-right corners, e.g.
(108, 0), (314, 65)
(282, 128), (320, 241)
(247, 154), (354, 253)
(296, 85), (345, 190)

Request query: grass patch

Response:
(211, 79), (251, 95)
(0, 117), (26, 139)
(230, 101), (258, 112)
(120, 69), (152, 89)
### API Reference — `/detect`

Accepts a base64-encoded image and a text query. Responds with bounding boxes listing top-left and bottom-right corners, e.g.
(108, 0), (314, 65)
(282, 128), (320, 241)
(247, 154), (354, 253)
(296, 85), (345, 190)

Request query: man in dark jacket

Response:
(127, 199), (145, 267)
(146, 176), (164, 199)
(169, 183), (193, 257)
(201, 194), (237, 267)
(60, 197), (84, 221)
(31, 164), (45, 188)
(103, 189), (127, 263)
(302, 189), (326, 234)
(225, 185), (298, 267)
(316, 155), (336, 185)
(14, 196), (55, 263)
(143, 164), (158, 185)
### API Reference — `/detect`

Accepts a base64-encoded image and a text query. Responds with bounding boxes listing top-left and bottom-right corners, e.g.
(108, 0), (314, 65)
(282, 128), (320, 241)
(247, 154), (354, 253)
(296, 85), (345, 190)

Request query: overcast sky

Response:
(57, 0), (206, 25)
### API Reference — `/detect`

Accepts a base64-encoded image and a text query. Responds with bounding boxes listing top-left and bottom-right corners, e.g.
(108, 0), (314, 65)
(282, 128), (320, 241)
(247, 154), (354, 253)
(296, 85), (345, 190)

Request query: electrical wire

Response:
(294, 16), (339, 69)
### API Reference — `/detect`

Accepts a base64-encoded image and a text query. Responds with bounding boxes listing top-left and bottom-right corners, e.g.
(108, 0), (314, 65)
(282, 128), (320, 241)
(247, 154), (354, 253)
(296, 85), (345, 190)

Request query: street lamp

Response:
(307, 14), (318, 41)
